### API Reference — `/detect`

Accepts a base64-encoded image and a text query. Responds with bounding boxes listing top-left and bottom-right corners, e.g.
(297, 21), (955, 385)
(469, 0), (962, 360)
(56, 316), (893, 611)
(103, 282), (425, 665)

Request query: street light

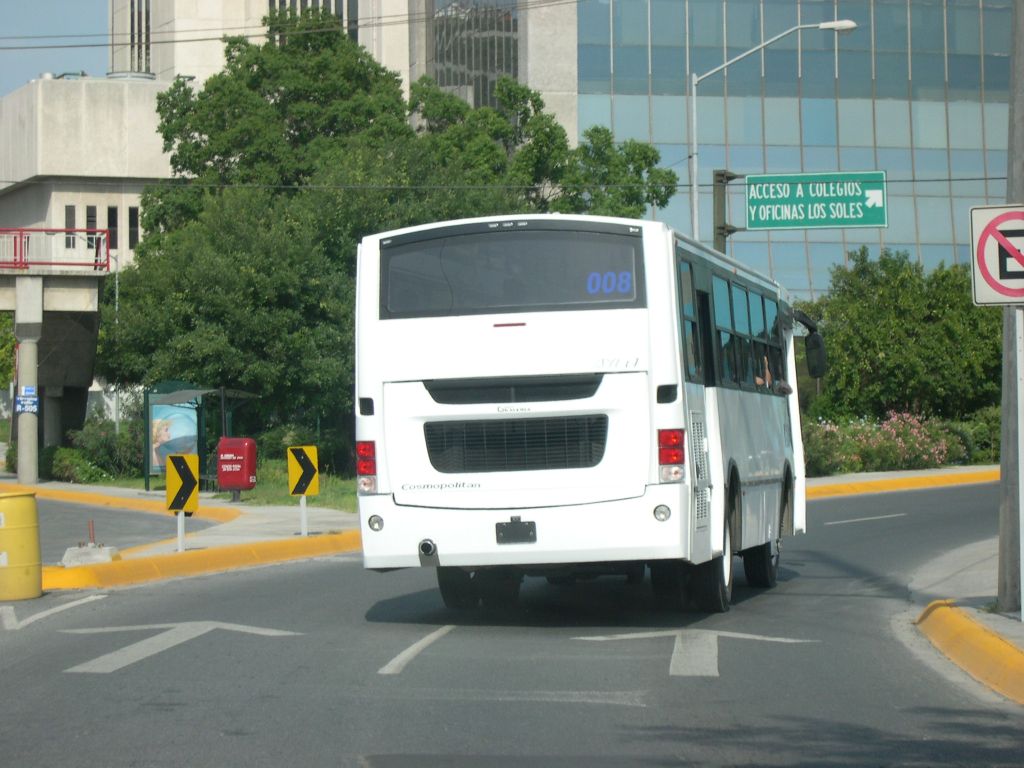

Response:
(688, 19), (858, 242)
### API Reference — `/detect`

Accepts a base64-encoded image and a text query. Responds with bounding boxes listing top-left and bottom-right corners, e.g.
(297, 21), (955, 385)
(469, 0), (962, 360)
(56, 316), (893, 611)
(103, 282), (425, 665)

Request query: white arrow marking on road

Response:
(378, 625), (456, 675)
(62, 621), (300, 674)
(865, 189), (884, 208)
(575, 629), (817, 677)
(1, 595), (107, 631)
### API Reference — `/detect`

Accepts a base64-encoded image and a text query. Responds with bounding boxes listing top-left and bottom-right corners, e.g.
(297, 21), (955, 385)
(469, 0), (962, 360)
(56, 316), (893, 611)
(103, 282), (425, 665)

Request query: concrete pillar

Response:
(14, 277), (42, 485)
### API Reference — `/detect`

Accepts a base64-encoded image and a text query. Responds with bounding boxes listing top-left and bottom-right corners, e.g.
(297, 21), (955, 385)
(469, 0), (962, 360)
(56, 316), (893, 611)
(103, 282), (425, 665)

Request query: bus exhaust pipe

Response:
(419, 539), (437, 557)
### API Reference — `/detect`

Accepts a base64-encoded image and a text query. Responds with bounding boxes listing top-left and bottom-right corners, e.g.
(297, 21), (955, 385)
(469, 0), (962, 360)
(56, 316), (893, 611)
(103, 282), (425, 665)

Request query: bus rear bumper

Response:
(358, 486), (691, 570)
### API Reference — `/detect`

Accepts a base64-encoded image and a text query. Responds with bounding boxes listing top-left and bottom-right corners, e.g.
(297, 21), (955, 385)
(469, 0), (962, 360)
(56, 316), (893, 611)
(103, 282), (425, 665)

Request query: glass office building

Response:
(577, 0), (1012, 300)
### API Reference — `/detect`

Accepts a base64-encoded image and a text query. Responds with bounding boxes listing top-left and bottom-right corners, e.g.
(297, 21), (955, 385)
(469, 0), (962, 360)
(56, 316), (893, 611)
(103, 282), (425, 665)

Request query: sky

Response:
(0, 1), (109, 98)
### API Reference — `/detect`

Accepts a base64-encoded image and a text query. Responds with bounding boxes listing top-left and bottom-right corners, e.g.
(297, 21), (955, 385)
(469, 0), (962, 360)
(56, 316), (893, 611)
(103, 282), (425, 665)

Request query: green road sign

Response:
(745, 171), (887, 231)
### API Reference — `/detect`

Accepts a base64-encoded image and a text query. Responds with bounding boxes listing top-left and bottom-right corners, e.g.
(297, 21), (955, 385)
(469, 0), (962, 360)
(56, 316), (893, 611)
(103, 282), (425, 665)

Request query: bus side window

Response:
(765, 298), (785, 386)
(749, 293), (771, 390)
(676, 259), (703, 383)
(712, 276), (737, 386)
(731, 284), (753, 386)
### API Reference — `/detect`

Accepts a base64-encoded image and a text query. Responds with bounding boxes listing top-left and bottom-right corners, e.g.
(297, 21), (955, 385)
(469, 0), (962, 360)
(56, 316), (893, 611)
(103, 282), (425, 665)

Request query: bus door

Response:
(676, 256), (715, 563)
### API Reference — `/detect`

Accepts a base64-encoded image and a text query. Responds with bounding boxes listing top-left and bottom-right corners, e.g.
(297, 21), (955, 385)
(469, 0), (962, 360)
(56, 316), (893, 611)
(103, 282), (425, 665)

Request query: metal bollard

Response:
(0, 492), (42, 600)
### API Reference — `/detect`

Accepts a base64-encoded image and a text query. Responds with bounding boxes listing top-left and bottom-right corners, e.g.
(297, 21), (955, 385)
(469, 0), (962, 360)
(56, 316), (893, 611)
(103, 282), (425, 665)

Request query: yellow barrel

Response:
(0, 492), (41, 600)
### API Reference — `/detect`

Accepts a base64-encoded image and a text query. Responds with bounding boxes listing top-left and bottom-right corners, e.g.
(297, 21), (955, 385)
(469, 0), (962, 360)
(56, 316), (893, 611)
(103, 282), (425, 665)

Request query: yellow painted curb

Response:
(916, 599), (1024, 705)
(808, 469), (1000, 499)
(0, 481), (240, 523)
(41, 530), (363, 590)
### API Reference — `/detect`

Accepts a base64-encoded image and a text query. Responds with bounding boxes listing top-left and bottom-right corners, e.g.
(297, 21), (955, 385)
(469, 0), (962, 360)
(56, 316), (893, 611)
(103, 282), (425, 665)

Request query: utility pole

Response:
(998, 0), (1024, 615)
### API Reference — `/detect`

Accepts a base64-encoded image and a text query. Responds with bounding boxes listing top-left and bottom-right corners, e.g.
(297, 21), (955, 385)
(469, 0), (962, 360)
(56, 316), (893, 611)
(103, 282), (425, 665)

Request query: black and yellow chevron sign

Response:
(166, 453), (199, 516)
(287, 445), (319, 496)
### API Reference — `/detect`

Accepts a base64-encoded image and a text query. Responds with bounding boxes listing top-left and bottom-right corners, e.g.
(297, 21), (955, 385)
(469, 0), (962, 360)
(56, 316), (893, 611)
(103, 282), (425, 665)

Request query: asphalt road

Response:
(2, 483), (1022, 767)
(37, 499), (214, 564)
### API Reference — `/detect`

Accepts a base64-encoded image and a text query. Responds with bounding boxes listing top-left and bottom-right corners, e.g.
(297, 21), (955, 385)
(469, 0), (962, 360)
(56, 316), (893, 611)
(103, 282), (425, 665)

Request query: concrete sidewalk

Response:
(2, 464), (1022, 705)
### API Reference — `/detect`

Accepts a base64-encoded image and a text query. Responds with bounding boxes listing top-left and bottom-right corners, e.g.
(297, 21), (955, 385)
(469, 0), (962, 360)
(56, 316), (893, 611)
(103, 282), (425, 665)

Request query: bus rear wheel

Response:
(693, 490), (736, 613)
(744, 487), (787, 588)
(437, 567), (478, 610)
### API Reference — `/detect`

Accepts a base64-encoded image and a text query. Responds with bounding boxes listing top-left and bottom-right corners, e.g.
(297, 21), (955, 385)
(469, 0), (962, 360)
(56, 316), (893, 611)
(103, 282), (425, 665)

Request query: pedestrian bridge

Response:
(0, 228), (109, 483)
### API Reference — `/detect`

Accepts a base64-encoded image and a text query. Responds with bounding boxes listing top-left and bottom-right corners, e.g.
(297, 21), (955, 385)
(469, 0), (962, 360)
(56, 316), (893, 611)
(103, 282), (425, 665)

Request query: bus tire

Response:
(477, 568), (521, 609)
(694, 487), (736, 613)
(437, 566), (479, 610)
(744, 485), (787, 588)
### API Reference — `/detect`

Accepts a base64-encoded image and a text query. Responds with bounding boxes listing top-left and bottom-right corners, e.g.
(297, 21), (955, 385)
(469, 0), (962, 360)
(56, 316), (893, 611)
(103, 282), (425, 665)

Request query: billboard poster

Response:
(149, 403), (199, 475)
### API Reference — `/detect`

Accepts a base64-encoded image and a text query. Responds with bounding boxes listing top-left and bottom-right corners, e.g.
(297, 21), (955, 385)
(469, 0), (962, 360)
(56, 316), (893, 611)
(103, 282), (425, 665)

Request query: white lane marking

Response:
(62, 621), (300, 674)
(671, 630), (719, 677)
(378, 625), (456, 675)
(1, 594), (107, 631)
(576, 629), (817, 677)
(824, 513), (907, 527)
(366, 687), (646, 708)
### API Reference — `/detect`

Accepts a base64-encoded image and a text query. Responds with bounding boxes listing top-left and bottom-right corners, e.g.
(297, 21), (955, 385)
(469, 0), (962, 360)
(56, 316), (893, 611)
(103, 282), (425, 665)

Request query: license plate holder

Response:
(496, 517), (536, 545)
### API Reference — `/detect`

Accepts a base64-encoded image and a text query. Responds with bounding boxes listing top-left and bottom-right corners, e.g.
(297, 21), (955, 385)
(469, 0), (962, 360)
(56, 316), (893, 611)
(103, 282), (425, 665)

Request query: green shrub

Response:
(255, 423), (319, 468)
(68, 417), (145, 477)
(253, 423), (353, 475)
(803, 410), (983, 477)
(50, 447), (110, 484)
(4, 440), (14, 473)
(803, 418), (863, 476)
(39, 445), (59, 479)
(958, 405), (1001, 464)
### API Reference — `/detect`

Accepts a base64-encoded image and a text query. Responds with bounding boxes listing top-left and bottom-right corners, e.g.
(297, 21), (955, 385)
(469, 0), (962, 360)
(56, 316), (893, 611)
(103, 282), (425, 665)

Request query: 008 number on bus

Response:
(586, 271), (632, 295)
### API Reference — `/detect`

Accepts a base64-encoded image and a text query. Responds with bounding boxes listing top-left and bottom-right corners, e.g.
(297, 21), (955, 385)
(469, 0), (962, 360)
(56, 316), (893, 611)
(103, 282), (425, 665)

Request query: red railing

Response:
(0, 228), (111, 272)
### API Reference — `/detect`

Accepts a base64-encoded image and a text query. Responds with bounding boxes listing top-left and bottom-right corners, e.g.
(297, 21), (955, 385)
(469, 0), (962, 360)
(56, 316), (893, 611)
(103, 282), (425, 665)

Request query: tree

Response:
(800, 247), (1002, 420)
(553, 126), (678, 217)
(0, 314), (14, 410)
(97, 8), (679, 457)
(99, 188), (351, 428)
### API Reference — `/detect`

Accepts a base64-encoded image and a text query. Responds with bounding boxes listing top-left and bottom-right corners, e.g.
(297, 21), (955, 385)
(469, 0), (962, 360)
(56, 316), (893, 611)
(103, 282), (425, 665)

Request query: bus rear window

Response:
(380, 228), (645, 318)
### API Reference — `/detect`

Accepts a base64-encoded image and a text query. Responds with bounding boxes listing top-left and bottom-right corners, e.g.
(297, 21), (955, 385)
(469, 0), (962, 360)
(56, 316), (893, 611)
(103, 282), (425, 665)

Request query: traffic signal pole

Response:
(712, 170), (744, 254)
(998, 0), (1024, 616)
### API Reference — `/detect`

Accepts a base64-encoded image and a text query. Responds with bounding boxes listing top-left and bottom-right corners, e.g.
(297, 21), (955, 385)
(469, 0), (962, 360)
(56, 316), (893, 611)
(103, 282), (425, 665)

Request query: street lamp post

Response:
(688, 19), (857, 243)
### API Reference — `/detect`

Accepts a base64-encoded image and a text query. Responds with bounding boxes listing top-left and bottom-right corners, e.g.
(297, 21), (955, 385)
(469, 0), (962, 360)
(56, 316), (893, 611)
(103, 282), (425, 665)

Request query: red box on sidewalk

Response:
(217, 437), (257, 491)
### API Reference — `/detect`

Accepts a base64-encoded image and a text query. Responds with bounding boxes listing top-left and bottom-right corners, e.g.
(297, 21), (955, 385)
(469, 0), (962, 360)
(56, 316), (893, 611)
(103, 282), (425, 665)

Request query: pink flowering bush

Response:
(803, 411), (973, 477)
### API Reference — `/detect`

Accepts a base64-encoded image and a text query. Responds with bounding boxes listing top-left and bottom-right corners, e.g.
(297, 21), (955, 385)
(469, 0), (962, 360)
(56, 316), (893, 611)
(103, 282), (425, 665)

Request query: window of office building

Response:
(128, 0), (150, 73)
(107, 207), (119, 250)
(86, 206), (97, 250)
(575, 0), (1011, 285)
(432, 0), (518, 108)
(128, 207), (140, 250)
(64, 205), (75, 249)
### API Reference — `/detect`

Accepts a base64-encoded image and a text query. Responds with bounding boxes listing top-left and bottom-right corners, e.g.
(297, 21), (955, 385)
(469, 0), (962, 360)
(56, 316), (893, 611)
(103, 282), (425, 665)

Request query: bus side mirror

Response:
(804, 332), (827, 379)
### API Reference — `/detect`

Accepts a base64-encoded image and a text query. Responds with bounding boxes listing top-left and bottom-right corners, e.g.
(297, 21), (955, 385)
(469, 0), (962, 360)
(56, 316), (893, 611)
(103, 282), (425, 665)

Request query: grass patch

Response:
(93, 459), (356, 513)
(217, 459), (356, 511)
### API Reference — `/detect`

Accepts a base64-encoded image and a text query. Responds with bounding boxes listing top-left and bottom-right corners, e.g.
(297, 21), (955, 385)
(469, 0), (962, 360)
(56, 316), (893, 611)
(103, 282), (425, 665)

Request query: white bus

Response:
(354, 214), (825, 612)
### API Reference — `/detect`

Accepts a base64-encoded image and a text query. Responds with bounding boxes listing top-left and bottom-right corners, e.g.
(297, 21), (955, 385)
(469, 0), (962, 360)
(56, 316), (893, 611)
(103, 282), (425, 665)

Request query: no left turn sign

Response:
(971, 205), (1024, 305)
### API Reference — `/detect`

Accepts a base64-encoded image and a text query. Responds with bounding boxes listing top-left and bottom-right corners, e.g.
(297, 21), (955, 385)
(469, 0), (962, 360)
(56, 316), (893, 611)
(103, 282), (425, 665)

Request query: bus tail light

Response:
(356, 441), (377, 494)
(658, 429), (685, 483)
